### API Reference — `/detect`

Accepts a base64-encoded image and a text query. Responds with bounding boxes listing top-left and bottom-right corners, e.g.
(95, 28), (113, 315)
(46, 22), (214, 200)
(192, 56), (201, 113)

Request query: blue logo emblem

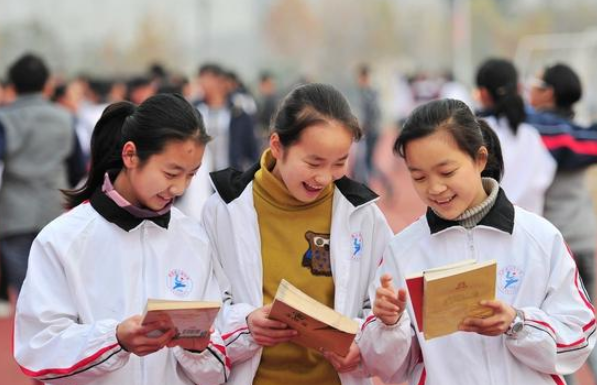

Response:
(167, 269), (193, 297)
(498, 265), (524, 295)
(351, 232), (363, 260)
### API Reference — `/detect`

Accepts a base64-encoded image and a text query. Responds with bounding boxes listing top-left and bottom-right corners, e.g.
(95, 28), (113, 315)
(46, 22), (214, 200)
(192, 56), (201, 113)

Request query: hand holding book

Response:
(247, 303), (298, 347)
(459, 299), (517, 336)
(116, 314), (178, 356)
(373, 274), (408, 326)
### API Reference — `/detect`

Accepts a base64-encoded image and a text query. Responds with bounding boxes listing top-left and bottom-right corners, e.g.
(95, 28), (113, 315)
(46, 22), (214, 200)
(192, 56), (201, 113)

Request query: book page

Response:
(423, 261), (496, 340)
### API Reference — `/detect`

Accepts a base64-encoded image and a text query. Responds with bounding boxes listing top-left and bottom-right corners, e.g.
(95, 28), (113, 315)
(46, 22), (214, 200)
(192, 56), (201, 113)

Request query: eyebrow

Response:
(165, 164), (202, 172)
(306, 154), (350, 162)
(408, 160), (455, 172)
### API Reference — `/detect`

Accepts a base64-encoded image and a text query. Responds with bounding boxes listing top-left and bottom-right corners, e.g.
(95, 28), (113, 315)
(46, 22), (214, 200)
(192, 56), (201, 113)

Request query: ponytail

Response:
(476, 58), (526, 134)
(477, 118), (504, 182)
(63, 101), (136, 209)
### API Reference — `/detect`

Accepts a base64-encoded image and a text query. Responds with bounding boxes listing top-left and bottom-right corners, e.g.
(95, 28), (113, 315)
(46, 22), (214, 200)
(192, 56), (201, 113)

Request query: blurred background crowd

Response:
(2, 0), (597, 384)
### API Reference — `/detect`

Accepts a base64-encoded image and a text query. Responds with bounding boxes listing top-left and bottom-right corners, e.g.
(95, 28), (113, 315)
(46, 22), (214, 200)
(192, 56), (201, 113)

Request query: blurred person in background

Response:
(475, 58), (556, 216)
(176, 63), (258, 221)
(224, 69), (257, 118)
(126, 76), (156, 105)
(256, 70), (278, 144)
(0, 53), (85, 310)
(351, 64), (381, 185)
(526, 63), (597, 384)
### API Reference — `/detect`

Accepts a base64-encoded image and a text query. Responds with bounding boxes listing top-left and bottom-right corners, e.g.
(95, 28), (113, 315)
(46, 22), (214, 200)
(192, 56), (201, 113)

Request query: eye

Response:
(164, 172), (178, 179)
(412, 174), (426, 182)
(305, 162), (320, 169)
(334, 161), (347, 168)
(441, 170), (456, 177)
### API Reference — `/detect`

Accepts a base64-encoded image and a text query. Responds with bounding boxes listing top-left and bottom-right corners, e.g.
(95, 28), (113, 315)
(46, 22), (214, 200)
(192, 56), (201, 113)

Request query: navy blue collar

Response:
(426, 188), (515, 234)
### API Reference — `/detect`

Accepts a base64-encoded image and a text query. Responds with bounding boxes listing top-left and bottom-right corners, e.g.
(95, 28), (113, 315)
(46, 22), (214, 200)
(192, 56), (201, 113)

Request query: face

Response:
(404, 129), (488, 220)
(116, 139), (205, 211)
(527, 71), (554, 109)
(270, 121), (353, 203)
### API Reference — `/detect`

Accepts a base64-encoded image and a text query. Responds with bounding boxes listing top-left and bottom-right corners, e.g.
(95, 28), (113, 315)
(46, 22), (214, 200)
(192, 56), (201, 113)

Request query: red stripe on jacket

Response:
(19, 343), (120, 377)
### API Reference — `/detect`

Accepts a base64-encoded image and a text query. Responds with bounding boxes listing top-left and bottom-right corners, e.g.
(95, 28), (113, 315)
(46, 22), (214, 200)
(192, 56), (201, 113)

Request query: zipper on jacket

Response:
(140, 225), (147, 385)
(466, 229), (475, 260)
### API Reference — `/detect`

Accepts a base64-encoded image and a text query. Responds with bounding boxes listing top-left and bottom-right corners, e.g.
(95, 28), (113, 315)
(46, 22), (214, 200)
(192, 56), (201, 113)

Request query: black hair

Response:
(476, 58), (526, 134)
(272, 83), (362, 147)
(8, 53), (50, 95)
(394, 98), (504, 181)
(542, 63), (582, 118)
(63, 93), (211, 208)
(198, 63), (225, 77)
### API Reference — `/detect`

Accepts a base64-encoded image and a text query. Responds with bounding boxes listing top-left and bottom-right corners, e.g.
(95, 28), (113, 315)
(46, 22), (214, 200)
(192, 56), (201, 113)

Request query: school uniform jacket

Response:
(202, 163), (394, 385)
(359, 189), (596, 385)
(14, 190), (230, 385)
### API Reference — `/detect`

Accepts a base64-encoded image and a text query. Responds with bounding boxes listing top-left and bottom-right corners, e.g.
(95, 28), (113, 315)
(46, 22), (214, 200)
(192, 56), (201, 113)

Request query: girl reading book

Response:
(14, 94), (230, 385)
(202, 83), (393, 385)
(359, 98), (596, 384)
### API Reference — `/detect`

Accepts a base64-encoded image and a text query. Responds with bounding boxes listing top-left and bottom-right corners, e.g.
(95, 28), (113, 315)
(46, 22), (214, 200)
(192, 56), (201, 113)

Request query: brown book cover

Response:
(141, 299), (221, 339)
(422, 259), (497, 340)
(268, 279), (358, 356)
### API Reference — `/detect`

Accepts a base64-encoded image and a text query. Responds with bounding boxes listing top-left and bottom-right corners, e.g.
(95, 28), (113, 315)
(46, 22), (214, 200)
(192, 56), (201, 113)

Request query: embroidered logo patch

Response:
(167, 269), (193, 297)
(498, 265), (524, 295)
(302, 231), (332, 276)
(351, 232), (363, 260)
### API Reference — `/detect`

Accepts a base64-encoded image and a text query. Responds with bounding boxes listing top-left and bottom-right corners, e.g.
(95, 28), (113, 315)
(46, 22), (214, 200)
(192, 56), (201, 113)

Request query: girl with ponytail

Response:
(14, 94), (233, 385)
(358, 99), (596, 385)
(475, 58), (556, 215)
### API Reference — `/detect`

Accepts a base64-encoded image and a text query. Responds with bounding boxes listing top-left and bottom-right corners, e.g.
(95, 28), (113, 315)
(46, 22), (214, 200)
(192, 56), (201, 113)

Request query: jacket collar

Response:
(90, 189), (170, 231)
(426, 188), (514, 235)
(209, 162), (378, 207)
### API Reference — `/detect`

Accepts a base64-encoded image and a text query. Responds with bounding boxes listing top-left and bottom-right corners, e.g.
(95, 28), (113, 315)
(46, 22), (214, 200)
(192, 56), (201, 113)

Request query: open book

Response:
(141, 299), (221, 339)
(405, 259), (497, 340)
(268, 279), (359, 356)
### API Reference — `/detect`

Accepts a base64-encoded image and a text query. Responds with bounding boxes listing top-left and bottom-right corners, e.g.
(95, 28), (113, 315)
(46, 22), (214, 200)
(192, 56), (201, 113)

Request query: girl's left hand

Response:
(322, 342), (362, 373)
(459, 300), (516, 336)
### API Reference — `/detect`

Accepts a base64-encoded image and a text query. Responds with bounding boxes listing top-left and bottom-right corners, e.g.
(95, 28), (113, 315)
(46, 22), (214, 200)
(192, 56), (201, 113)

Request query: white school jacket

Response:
(14, 190), (230, 385)
(484, 115), (557, 216)
(359, 189), (596, 385)
(202, 164), (394, 385)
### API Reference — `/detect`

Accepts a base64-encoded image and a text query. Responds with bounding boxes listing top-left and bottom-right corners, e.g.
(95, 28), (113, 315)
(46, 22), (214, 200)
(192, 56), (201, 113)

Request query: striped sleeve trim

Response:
(525, 318), (596, 353)
(222, 326), (251, 347)
(20, 343), (122, 380)
(207, 341), (231, 383)
(551, 374), (566, 384)
(542, 134), (597, 156)
(361, 315), (376, 331)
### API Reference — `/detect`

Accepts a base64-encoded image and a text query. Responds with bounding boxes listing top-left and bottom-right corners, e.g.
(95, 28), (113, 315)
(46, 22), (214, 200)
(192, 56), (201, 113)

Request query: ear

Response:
(476, 146), (489, 171)
(121, 141), (139, 169)
(269, 133), (284, 160)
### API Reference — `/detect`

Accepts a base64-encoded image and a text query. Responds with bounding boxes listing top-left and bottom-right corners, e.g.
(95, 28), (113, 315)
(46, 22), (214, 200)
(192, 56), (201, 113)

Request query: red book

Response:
(405, 274), (424, 332)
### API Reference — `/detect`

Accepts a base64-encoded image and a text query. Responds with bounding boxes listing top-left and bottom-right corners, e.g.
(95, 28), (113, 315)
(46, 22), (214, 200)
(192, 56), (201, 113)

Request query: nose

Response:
(428, 179), (447, 195)
(169, 177), (187, 197)
(314, 172), (332, 186)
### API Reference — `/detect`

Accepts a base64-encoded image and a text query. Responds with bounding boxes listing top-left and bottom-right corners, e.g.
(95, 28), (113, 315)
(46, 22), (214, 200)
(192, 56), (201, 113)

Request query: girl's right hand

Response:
(373, 274), (408, 325)
(116, 315), (177, 356)
(246, 304), (298, 347)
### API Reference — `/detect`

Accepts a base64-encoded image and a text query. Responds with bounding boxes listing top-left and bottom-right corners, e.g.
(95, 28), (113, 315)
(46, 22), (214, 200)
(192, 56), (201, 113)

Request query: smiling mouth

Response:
(303, 182), (323, 192)
(433, 196), (455, 205)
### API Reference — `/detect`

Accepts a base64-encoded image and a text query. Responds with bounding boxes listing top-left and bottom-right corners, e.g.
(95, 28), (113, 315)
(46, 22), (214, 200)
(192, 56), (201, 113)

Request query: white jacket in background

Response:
(14, 193), (230, 385)
(202, 165), (394, 385)
(359, 190), (596, 385)
(483, 115), (556, 215)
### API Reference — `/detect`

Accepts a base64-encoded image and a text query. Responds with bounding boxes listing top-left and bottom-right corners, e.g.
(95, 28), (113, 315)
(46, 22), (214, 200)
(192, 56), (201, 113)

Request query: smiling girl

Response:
(359, 98), (596, 385)
(202, 83), (393, 385)
(14, 94), (230, 385)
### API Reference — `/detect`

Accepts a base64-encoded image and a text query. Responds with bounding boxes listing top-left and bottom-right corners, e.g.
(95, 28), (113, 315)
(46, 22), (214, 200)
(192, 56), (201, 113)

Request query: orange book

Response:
(268, 279), (358, 356)
(141, 299), (221, 339)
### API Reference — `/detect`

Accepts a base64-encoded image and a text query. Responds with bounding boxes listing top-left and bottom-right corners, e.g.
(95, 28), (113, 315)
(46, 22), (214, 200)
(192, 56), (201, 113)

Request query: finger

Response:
(397, 289), (408, 307)
(479, 300), (504, 311)
(380, 274), (395, 291)
(337, 364), (360, 373)
(253, 318), (290, 330)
